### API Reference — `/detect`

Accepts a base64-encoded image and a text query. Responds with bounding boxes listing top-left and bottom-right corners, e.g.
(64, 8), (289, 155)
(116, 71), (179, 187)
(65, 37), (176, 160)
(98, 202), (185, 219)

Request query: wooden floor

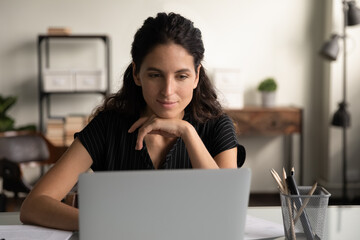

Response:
(249, 193), (360, 206)
(249, 193), (281, 206)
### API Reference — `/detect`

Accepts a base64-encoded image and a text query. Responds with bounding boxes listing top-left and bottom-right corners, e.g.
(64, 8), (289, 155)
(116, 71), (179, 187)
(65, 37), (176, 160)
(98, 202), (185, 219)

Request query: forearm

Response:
(20, 195), (79, 231)
(181, 123), (219, 169)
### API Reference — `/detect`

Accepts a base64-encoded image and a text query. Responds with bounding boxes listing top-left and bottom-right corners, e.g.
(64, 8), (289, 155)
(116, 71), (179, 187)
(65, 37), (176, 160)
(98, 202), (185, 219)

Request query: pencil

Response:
(270, 169), (285, 193)
(273, 169), (284, 187)
(282, 167), (288, 195)
(294, 182), (318, 224)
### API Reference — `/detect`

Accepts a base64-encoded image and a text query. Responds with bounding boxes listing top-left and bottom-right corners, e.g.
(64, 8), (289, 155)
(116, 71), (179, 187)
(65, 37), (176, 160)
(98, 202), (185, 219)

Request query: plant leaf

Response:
(0, 116), (15, 132)
(0, 96), (17, 114)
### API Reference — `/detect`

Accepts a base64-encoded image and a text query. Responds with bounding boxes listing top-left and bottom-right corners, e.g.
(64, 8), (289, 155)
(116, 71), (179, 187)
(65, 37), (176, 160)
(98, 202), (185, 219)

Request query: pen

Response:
(294, 182), (318, 224)
(286, 169), (315, 240)
(282, 168), (296, 240)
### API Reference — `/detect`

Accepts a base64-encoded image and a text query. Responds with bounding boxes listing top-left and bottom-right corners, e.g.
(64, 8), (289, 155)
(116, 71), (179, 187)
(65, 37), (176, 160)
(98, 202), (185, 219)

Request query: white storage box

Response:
(75, 70), (105, 91)
(43, 69), (75, 92)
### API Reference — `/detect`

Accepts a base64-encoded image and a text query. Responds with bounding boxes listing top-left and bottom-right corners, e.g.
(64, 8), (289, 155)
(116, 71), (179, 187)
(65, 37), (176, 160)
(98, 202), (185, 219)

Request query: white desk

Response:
(0, 212), (78, 240)
(1, 206), (359, 240)
(247, 206), (360, 239)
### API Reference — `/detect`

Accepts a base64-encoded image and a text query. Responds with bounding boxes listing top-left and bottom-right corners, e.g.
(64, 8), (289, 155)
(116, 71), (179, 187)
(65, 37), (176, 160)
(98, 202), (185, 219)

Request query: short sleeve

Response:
(75, 112), (108, 170)
(210, 115), (246, 168)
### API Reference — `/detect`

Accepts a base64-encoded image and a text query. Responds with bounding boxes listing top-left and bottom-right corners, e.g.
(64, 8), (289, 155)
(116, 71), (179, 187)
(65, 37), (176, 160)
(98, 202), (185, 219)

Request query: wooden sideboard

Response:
(225, 107), (303, 184)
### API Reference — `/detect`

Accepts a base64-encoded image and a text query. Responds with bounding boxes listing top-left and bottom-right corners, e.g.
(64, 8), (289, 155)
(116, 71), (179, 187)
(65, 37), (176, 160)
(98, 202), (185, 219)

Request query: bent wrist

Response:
(180, 121), (196, 141)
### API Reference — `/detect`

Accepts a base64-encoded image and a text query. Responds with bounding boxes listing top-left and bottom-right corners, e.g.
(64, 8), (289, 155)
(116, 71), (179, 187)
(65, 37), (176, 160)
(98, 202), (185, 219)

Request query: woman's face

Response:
(133, 43), (200, 119)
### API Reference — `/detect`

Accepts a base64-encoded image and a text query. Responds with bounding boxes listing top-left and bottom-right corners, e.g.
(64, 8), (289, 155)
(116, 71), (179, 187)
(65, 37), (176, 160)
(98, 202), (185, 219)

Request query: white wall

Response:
(0, 0), (331, 192)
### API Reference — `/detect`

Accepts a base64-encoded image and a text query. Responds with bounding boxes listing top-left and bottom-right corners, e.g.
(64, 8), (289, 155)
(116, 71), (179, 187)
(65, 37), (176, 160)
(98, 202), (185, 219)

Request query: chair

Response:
(0, 131), (50, 198)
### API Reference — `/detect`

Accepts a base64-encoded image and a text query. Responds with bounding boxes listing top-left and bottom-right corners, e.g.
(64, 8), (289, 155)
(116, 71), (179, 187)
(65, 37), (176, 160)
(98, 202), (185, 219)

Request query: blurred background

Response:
(0, 0), (359, 205)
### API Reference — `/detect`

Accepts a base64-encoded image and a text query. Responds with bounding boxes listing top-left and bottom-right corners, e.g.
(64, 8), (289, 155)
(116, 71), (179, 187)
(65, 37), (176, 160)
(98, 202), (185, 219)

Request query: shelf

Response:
(37, 34), (111, 135)
(38, 34), (109, 42)
(41, 91), (107, 96)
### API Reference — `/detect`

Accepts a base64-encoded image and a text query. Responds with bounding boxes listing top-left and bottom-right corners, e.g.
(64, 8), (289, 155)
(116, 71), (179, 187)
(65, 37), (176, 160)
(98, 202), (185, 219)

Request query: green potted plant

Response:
(0, 95), (36, 132)
(257, 77), (277, 107)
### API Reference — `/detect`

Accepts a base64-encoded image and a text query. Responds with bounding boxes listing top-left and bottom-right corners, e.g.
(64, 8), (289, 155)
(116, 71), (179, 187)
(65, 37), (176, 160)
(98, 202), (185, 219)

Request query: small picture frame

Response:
(212, 68), (243, 109)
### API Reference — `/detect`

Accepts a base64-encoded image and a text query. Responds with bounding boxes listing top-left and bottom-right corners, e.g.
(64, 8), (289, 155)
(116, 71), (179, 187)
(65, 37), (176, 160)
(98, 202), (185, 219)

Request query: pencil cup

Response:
(280, 186), (331, 240)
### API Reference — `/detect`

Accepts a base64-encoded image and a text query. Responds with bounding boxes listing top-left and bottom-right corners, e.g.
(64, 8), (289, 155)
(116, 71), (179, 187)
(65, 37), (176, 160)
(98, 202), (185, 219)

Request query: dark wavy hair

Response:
(93, 12), (223, 123)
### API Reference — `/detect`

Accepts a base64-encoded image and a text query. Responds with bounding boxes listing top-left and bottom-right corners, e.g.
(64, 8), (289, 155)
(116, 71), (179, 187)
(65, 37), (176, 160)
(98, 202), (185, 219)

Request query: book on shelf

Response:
(47, 118), (64, 125)
(64, 115), (88, 146)
(46, 118), (65, 146)
(47, 27), (72, 35)
(46, 127), (64, 137)
(66, 115), (86, 124)
(45, 115), (89, 147)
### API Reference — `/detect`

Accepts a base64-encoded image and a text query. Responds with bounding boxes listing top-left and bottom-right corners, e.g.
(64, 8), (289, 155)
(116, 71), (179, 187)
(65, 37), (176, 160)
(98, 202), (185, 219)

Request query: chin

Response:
(155, 110), (183, 119)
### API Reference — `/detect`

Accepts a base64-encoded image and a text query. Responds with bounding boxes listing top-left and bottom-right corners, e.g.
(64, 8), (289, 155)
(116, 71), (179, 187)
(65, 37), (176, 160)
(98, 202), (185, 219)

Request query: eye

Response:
(148, 73), (161, 78)
(177, 74), (189, 80)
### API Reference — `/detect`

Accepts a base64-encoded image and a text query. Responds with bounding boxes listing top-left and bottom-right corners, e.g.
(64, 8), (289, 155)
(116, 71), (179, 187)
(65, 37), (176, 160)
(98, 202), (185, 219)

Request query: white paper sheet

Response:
(0, 225), (73, 240)
(245, 215), (285, 239)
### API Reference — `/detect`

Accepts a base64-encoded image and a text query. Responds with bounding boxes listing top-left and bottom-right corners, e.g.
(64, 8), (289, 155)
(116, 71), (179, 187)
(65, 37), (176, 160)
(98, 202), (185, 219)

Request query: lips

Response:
(157, 99), (177, 107)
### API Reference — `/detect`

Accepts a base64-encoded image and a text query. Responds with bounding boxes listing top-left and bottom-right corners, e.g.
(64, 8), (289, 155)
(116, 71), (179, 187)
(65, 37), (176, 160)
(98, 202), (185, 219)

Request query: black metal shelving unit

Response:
(37, 35), (111, 133)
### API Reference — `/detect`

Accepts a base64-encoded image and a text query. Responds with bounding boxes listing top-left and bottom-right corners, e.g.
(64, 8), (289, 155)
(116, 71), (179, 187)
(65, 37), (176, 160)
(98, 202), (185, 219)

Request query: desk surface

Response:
(1, 206), (359, 240)
(247, 206), (360, 239)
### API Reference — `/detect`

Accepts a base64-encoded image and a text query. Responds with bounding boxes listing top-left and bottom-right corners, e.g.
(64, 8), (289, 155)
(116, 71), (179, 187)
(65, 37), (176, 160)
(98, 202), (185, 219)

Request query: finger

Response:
(135, 120), (158, 150)
(128, 116), (149, 133)
(135, 139), (143, 150)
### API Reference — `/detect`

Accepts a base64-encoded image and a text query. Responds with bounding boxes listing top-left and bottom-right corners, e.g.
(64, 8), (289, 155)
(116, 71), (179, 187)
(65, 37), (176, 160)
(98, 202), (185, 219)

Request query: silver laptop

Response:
(78, 168), (251, 240)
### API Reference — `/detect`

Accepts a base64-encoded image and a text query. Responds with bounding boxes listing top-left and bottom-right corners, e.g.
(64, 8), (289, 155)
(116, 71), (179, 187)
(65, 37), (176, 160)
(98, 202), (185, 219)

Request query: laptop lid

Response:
(78, 168), (251, 240)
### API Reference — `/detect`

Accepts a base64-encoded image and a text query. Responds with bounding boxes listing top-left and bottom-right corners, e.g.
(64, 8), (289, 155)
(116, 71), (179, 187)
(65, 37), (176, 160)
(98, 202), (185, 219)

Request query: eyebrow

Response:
(146, 67), (192, 73)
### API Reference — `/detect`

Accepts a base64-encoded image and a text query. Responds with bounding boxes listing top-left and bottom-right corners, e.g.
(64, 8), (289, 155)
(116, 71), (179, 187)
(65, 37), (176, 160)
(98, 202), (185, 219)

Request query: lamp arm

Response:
(343, 0), (347, 104)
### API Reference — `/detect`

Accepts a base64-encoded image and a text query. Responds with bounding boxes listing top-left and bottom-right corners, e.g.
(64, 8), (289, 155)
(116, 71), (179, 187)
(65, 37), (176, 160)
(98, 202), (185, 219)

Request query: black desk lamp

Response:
(319, 0), (360, 204)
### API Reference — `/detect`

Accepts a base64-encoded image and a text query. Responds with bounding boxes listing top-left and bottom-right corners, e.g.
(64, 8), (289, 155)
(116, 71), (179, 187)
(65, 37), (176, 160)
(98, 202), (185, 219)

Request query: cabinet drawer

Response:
(226, 107), (302, 136)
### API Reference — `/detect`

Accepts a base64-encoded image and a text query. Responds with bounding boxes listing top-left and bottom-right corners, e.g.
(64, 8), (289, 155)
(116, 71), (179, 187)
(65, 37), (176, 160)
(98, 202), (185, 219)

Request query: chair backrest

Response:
(0, 134), (49, 163)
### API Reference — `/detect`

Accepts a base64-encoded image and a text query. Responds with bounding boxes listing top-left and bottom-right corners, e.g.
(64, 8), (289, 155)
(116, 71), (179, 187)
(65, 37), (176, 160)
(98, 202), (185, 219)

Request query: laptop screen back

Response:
(78, 168), (251, 240)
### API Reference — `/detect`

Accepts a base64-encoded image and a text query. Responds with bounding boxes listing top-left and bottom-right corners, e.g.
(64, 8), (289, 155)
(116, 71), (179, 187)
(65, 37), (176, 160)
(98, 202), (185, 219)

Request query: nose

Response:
(161, 76), (174, 96)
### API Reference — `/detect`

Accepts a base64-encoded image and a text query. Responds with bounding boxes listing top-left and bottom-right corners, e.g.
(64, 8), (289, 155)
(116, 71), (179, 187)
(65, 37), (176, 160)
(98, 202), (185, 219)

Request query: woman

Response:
(20, 12), (245, 231)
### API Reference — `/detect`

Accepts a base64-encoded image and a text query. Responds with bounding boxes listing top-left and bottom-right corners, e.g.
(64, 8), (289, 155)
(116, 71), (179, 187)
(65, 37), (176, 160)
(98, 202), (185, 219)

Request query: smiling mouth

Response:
(157, 99), (177, 106)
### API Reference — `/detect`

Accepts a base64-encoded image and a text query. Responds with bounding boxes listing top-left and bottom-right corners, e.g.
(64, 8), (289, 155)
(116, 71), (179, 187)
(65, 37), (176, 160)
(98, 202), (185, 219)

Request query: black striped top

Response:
(75, 109), (245, 170)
